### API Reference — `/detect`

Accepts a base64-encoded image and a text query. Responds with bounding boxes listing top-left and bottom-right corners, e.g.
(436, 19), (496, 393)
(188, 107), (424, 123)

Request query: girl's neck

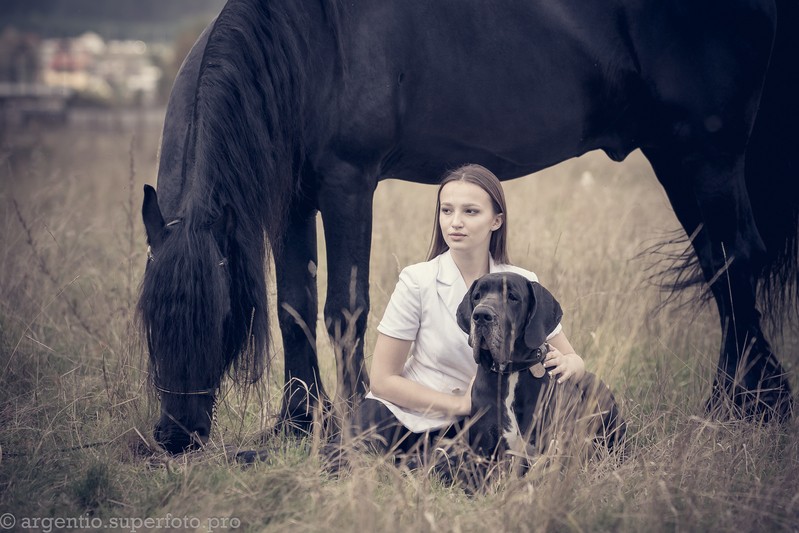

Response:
(450, 248), (490, 287)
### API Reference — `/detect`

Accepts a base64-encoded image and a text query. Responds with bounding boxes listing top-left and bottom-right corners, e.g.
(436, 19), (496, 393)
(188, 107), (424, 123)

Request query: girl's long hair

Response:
(426, 163), (511, 264)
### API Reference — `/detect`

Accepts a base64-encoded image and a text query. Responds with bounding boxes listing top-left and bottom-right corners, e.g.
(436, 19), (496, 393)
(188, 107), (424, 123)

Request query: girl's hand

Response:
(543, 346), (585, 384)
(458, 375), (476, 415)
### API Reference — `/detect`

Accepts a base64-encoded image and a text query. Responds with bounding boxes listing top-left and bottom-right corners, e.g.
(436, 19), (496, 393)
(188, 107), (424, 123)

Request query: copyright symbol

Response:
(0, 513), (15, 529)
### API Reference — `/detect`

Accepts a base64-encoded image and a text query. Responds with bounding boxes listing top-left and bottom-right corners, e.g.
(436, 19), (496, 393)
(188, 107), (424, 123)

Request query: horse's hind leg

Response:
(275, 200), (327, 433)
(644, 148), (793, 421)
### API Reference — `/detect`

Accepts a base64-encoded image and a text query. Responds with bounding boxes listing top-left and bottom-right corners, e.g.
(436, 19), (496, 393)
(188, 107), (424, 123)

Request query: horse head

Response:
(138, 185), (261, 453)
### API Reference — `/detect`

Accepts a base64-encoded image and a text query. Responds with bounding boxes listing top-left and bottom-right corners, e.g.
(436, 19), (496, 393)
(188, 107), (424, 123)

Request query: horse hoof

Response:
(705, 384), (794, 423)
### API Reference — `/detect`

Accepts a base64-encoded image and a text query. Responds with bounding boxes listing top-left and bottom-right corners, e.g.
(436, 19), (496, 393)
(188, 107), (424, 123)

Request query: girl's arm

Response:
(370, 333), (471, 416)
(543, 332), (586, 383)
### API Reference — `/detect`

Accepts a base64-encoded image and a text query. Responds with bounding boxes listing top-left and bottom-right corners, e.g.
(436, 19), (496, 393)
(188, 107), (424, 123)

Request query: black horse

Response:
(138, 0), (797, 453)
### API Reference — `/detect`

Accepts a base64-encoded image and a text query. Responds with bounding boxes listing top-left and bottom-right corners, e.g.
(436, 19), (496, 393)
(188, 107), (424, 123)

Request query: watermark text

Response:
(0, 512), (240, 532)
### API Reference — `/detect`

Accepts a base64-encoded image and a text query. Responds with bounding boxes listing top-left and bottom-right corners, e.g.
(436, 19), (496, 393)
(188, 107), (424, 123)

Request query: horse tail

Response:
(746, 0), (799, 321)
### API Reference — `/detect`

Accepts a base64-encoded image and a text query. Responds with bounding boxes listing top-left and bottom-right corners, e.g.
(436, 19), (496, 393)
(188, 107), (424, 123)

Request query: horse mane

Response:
(187, 0), (346, 238)
(188, 0), (311, 236)
(141, 0), (346, 388)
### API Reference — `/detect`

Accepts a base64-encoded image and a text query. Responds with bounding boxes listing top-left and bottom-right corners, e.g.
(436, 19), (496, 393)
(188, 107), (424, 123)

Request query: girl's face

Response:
(439, 181), (503, 256)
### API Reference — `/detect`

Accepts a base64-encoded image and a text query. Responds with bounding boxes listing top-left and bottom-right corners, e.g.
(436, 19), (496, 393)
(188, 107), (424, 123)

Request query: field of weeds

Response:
(1, 118), (797, 532)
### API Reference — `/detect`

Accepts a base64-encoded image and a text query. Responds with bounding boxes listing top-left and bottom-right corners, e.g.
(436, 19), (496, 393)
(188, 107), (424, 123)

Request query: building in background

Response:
(1, 28), (175, 141)
(40, 31), (169, 107)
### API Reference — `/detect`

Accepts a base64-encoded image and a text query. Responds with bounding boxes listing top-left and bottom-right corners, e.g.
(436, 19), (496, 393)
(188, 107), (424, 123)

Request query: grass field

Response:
(1, 119), (797, 532)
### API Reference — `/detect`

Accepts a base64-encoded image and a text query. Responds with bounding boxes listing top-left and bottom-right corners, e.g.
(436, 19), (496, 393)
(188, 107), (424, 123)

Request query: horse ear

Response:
(523, 281), (563, 349)
(456, 279), (478, 336)
(142, 184), (165, 248)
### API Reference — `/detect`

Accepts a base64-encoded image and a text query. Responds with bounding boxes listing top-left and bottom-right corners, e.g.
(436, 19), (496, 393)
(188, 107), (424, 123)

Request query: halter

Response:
(489, 342), (550, 375)
(155, 384), (216, 396)
(146, 219), (228, 266)
(154, 384), (220, 429)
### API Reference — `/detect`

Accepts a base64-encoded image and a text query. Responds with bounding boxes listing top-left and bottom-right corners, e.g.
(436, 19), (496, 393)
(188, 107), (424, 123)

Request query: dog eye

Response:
(473, 292), (481, 301)
(508, 293), (519, 302)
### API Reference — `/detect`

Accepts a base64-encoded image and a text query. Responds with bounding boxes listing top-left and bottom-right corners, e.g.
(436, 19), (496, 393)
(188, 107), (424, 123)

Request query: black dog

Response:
(456, 273), (625, 463)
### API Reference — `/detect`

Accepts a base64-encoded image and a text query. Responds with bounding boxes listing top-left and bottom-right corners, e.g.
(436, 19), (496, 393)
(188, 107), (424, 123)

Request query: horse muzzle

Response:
(155, 417), (210, 454)
(154, 394), (215, 454)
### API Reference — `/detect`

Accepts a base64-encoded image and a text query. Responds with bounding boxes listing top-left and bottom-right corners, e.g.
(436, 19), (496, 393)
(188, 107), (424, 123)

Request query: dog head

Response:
(457, 273), (562, 372)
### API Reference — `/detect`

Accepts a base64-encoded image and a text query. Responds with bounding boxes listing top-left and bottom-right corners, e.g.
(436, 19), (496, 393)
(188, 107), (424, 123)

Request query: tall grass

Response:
(0, 123), (797, 532)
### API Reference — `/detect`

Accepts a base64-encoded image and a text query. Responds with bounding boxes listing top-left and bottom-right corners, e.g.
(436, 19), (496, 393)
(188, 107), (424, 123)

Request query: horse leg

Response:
(317, 173), (373, 413)
(645, 149), (793, 421)
(274, 202), (327, 433)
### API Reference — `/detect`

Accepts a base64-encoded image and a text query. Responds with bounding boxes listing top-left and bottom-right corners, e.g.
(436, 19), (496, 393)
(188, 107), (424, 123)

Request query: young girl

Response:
(358, 164), (585, 453)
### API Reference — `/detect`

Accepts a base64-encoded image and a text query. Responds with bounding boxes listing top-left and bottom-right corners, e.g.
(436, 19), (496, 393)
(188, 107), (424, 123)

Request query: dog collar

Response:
(489, 342), (550, 375)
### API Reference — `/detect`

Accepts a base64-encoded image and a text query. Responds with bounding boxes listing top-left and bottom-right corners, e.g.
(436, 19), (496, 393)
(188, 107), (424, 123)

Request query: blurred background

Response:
(0, 0), (225, 170)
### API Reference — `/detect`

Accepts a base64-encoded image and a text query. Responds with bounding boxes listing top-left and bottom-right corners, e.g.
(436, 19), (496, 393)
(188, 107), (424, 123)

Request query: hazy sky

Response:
(2, 0), (227, 40)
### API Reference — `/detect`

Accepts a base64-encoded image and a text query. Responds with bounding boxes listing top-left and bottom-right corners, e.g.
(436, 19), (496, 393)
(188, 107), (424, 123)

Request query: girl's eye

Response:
(466, 209), (479, 215)
(441, 207), (452, 214)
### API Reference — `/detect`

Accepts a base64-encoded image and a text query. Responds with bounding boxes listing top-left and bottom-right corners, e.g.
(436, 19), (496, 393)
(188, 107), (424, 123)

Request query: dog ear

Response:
(456, 279), (478, 335)
(523, 281), (563, 349)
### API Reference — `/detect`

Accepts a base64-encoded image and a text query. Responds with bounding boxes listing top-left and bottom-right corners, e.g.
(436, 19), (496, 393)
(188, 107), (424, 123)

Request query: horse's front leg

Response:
(274, 200), (327, 433)
(646, 149), (793, 422)
(318, 172), (373, 412)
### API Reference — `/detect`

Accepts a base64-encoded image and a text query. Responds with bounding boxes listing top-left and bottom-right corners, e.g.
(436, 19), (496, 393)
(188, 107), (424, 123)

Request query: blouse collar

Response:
(436, 250), (499, 286)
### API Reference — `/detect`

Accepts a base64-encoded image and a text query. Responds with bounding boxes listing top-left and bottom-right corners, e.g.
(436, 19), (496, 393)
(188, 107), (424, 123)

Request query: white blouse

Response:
(366, 250), (562, 432)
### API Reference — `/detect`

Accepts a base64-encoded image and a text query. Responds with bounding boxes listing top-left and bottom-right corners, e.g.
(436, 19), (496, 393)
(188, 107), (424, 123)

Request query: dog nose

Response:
(472, 308), (495, 324)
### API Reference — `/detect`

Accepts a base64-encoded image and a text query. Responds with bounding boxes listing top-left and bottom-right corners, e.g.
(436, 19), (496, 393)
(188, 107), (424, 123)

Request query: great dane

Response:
(456, 273), (626, 463)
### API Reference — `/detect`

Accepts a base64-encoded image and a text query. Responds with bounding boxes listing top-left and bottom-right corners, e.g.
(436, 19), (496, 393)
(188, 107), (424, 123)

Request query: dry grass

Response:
(0, 120), (798, 532)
